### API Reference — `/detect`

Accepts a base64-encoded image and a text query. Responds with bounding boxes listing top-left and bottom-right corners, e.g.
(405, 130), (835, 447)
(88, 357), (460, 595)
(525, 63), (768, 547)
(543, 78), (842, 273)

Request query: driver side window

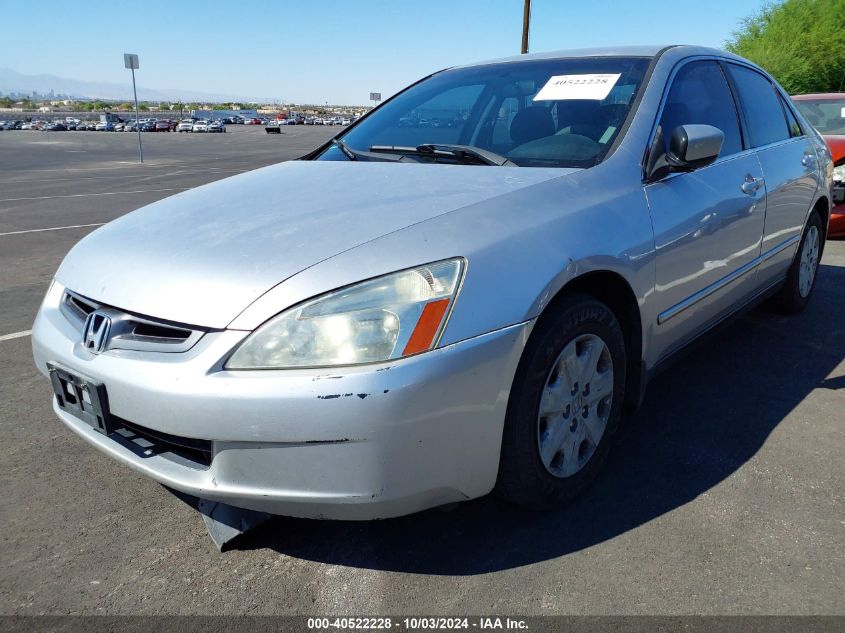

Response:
(659, 61), (743, 157)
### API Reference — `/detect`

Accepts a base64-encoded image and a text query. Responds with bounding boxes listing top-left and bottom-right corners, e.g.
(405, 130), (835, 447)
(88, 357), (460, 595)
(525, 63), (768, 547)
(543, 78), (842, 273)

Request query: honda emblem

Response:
(82, 311), (112, 354)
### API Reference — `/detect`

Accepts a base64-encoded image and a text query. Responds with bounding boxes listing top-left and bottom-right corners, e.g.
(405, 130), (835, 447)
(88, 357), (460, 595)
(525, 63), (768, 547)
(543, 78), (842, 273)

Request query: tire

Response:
(496, 293), (627, 510)
(772, 209), (823, 314)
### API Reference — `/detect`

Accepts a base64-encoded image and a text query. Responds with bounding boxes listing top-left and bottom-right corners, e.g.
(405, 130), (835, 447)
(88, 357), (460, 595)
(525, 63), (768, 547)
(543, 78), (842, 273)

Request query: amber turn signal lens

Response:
(402, 298), (451, 356)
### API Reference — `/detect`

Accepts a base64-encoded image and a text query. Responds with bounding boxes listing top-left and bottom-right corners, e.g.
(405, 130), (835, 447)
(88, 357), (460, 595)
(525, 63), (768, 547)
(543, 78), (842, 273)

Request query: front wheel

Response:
(497, 294), (627, 510)
(772, 210), (823, 313)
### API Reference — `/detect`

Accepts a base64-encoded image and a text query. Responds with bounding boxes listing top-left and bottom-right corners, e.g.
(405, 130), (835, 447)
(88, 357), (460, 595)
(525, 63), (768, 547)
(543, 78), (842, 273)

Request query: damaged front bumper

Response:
(32, 281), (533, 520)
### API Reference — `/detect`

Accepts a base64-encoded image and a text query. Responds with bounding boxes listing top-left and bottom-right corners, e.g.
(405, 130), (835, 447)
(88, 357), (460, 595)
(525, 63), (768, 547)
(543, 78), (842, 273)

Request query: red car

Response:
(792, 93), (845, 238)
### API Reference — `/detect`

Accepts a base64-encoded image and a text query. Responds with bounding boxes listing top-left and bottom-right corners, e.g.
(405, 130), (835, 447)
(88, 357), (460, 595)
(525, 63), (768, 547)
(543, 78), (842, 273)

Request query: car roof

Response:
(455, 44), (746, 68)
(791, 93), (845, 100)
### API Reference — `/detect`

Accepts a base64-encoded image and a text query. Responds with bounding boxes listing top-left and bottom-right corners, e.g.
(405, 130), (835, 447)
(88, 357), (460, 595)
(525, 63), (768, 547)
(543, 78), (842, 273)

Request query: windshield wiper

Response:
(332, 138), (357, 161)
(368, 143), (518, 167)
(331, 138), (406, 163)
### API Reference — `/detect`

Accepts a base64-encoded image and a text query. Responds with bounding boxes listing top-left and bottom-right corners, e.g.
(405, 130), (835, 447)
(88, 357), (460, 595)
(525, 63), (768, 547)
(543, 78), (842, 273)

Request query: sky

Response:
(1, 0), (768, 105)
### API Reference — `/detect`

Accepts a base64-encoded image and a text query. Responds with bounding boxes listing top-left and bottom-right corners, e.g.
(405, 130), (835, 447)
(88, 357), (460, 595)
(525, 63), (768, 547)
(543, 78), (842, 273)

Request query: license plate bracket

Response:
(48, 362), (112, 435)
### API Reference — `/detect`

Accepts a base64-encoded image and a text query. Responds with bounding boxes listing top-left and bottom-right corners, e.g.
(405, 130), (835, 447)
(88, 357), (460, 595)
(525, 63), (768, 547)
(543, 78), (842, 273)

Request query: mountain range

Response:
(0, 67), (277, 103)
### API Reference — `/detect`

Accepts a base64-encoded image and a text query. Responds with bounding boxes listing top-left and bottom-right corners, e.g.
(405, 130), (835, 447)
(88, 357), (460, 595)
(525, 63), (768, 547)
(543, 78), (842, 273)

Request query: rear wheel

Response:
(497, 294), (626, 510)
(772, 210), (823, 313)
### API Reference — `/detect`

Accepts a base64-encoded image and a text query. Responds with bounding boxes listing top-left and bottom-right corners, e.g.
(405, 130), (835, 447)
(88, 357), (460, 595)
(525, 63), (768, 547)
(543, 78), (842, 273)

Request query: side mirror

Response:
(668, 124), (724, 170)
(646, 124), (725, 182)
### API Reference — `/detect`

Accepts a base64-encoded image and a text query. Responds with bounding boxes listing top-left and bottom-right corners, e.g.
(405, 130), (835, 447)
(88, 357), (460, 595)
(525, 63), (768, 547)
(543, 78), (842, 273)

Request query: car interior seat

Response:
(510, 106), (556, 146)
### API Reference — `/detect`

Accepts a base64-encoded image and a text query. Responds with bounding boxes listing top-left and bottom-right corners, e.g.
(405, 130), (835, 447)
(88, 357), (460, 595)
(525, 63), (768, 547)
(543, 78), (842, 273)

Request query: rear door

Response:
(724, 63), (821, 287)
(645, 60), (767, 359)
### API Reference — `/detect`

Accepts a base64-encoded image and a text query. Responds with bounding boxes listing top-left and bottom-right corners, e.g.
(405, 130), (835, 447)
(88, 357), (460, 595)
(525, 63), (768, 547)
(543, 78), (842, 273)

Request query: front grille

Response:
(64, 292), (97, 320)
(111, 416), (213, 468)
(60, 289), (207, 353)
(130, 322), (193, 341)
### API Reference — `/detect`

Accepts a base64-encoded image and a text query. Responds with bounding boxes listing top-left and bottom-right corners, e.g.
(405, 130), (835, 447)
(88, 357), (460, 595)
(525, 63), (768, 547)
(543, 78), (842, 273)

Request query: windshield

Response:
(320, 56), (650, 168)
(793, 97), (845, 135)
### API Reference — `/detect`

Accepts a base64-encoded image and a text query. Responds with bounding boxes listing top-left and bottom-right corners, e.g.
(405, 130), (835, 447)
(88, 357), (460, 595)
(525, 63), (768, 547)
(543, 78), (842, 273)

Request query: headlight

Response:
(833, 164), (845, 184)
(226, 258), (465, 369)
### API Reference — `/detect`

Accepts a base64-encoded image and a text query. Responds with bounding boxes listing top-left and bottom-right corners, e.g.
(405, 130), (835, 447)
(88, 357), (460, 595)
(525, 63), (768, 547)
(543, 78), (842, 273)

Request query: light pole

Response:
(124, 53), (143, 163)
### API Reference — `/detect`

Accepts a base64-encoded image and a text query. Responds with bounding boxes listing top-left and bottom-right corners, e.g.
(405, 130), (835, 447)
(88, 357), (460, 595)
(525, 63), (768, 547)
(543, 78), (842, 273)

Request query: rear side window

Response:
(659, 61), (743, 157)
(726, 64), (790, 147)
(779, 95), (803, 138)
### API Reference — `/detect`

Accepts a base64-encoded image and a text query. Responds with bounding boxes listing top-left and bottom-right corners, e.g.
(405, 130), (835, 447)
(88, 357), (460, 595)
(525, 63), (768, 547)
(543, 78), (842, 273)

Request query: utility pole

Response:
(521, 0), (531, 54)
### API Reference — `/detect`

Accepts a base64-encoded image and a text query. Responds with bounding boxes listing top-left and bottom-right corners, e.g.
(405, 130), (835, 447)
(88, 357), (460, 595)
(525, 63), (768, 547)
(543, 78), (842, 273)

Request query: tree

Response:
(726, 0), (845, 94)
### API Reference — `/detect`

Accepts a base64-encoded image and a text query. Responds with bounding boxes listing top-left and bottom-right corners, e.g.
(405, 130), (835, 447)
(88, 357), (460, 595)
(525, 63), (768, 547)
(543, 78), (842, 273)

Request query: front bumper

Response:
(828, 203), (845, 239)
(32, 282), (533, 519)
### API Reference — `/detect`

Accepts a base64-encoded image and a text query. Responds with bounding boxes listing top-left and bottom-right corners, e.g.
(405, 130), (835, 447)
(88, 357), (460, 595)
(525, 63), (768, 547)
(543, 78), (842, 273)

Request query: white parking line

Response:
(0, 330), (31, 342)
(1, 162), (184, 174)
(0, 223), (105, 237)
(0, 187), (187, 203)
(0, 167), (248, 187)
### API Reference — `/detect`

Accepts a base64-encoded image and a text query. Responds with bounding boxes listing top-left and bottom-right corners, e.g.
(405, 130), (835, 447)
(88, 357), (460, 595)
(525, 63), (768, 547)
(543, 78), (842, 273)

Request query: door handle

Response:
(741, 175), (764, 195)
(801, 153), (816, 168)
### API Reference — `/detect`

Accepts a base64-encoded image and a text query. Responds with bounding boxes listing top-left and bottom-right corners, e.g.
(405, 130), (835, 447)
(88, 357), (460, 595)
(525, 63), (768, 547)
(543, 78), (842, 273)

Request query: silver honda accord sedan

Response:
(33, 45), (833, 520)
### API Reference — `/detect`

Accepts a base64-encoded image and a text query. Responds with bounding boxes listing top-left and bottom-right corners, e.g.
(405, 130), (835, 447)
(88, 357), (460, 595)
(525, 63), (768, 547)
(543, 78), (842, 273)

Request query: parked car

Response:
(154, 120), (171, 132)
(123, 121), (138, 132)
(112, 123), (124, 132)
(44, 122), (68, 131)
(94, 122), (113, 131)
(792, 93), (845, 238)
(177, 119), (194, 132)
(32, 45), (832, 529)
(208, 120), (226, 133)
(191, 120), (209, 132)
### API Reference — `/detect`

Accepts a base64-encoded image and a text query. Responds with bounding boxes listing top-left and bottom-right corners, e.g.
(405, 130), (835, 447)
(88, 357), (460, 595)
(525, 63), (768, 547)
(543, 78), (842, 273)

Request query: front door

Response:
(644, 60), (766, 362)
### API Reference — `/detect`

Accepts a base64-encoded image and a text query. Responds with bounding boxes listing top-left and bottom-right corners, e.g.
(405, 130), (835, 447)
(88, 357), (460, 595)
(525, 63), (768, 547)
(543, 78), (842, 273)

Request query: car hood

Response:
(56, 160), (570, 329)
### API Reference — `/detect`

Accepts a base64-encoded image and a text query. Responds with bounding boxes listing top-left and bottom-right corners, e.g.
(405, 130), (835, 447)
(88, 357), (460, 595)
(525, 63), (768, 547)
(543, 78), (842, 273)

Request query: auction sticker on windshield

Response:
(533, 73), (621, 101)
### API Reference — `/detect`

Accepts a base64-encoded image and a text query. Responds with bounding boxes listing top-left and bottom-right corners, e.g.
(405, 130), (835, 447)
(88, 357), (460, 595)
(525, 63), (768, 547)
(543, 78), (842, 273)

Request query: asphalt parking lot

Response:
(1, 126), (843, 616)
